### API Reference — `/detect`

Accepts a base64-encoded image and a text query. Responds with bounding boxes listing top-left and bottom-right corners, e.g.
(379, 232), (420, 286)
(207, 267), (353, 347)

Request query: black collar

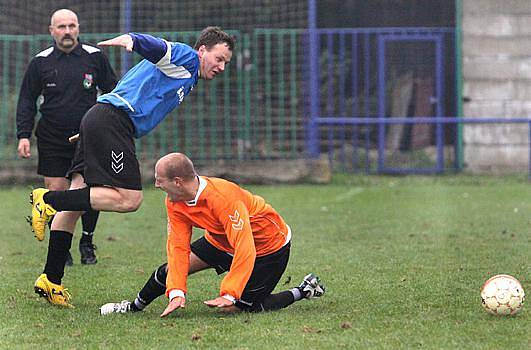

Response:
(52, 40), (84, 58)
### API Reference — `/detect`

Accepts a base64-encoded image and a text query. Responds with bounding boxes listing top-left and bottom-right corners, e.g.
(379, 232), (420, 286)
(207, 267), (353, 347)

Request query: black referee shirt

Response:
(16, 41), (117, 139)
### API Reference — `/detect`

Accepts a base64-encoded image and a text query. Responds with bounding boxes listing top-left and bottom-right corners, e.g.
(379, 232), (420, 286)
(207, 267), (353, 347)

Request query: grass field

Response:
(0, 175), (529, 349)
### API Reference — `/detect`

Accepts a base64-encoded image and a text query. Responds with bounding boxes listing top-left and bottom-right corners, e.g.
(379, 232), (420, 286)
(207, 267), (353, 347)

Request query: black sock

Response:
(43, 187), (92, 211)
(81, 209), (99, 232)
(48, 215), (54, 229)
(80, 231), (93, 244)
(43, 230), (73, 284)
(80, 210), (99, 244)
(132, 263), (168, 311)
(251, 291), (296, 312)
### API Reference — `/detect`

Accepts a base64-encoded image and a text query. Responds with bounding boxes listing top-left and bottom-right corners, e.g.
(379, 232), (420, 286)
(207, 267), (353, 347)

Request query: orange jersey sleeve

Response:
(165, 196), (193, 297)
(215, 200), (256, 299)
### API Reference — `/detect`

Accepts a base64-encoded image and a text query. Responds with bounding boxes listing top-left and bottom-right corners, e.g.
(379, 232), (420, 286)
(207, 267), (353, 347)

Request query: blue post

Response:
(377, 35), (386, 172)
(351, 34), (359, 171)
(306, 0), (320, 158)
(435, 36), (444, 172)
(121, 0), (132, 76)
(326, 33), (334, 165)
(364, 34), (371, 173)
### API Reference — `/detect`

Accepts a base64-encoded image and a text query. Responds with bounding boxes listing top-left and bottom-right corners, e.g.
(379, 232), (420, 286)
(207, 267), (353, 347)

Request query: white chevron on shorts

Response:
(111, 150), (124, 174)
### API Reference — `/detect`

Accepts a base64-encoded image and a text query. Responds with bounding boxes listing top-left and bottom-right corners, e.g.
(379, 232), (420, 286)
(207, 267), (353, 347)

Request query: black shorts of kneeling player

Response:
(191, 236), (291, 311)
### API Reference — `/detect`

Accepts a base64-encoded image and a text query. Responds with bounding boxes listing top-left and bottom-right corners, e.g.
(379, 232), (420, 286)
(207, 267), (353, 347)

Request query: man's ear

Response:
(197, 45), (206, 59)
(174, 177), (183, 186)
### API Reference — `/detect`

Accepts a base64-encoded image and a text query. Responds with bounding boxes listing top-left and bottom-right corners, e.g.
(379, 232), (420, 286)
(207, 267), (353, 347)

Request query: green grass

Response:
(0, 175), (530, 349)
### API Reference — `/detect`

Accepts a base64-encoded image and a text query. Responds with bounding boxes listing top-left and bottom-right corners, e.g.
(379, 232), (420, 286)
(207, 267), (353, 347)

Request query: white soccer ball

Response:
(480, 274), (525, 316)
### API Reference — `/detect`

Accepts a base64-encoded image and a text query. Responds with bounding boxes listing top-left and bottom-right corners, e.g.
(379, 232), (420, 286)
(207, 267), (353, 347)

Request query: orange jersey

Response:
(165, 176), (290, 300)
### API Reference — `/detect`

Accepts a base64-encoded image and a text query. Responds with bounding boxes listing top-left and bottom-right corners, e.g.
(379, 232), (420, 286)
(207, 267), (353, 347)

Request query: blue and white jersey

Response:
(98, 33), (199, 138)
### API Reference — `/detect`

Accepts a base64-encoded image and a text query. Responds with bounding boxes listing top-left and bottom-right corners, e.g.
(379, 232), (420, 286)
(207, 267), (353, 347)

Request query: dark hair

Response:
(193, 26), (235, 51)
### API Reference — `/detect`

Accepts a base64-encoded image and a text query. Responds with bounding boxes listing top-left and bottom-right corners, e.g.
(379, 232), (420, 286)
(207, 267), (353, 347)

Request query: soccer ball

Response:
(480, 274), (525, 316)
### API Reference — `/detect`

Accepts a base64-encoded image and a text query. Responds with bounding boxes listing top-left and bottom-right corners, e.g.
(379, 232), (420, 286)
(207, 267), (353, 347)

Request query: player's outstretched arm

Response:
(98, 34), (133, 52)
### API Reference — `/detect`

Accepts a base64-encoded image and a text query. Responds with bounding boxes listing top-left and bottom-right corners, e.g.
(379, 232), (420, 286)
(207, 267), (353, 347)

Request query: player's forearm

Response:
(165, 255), (189, 295)
(165, 236), (191, 295)
(129, 33), (168, 64)
(16, 85), (38, 138)
(16, 103), (37, 139)
(219, 240), (256, 299)
(219, 261), (254, 299)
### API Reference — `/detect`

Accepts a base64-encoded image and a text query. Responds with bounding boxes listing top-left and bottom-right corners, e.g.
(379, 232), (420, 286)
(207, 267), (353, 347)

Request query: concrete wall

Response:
(462, 0), (531, 173)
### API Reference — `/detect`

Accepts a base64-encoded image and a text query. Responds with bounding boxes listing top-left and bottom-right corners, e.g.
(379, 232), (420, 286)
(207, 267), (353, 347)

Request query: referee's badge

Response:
(83, 73), (93, 89)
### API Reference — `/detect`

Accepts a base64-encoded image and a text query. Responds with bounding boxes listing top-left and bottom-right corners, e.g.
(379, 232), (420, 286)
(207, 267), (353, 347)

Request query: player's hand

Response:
(98, 34), (134, 52)
(204, 296), (239, 313)
(17, 138), (31, 158)
(68, 133), (79, 143)
(160, 296), (185, 318)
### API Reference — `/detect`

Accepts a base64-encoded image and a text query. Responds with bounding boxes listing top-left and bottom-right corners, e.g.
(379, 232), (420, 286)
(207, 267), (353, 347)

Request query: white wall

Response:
(462, 0), (531, 173)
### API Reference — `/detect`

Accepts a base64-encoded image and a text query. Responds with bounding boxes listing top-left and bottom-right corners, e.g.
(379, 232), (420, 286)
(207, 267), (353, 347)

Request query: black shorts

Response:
(68, 103), (142, 190)
(191, 236), (291, 311)
(35, 119), (78, 177)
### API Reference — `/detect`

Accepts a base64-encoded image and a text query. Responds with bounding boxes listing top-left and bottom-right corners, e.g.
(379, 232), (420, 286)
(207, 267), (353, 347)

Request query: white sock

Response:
(289, 288), (303, 301)
(133, 294), (147, 311)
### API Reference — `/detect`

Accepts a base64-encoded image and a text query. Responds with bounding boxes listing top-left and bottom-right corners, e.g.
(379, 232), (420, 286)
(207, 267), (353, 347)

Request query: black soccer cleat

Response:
(79, 242), (97, 265)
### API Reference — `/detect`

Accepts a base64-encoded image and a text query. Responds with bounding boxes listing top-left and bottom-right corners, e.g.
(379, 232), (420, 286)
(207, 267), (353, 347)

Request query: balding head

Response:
(154, 153), (199, 202)
(49, 9), (79, 53)
(156, 153), (197, 181)
(50, 9), (78, 26)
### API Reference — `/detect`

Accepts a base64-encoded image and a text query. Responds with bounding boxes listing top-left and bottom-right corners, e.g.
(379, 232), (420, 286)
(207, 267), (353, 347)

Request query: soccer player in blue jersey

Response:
(30, 27), (235, 307)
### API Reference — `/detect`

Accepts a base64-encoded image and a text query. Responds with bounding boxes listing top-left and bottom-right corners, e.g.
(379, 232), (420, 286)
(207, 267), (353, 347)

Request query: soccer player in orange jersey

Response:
(100, 152), (325, 316)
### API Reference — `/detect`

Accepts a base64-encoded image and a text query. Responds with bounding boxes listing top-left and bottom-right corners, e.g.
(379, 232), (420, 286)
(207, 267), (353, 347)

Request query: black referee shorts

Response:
(191, 236), (291, 311)
(68, 103), (142, 190)
(35, 119), (78, 177)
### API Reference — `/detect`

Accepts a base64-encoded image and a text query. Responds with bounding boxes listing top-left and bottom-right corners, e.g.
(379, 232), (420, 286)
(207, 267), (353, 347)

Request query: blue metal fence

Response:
(317, 117), (531, 178)
(306, 27), (463, 173)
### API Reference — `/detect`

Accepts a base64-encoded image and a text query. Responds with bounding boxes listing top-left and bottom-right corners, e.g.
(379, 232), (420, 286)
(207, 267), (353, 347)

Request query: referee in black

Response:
(16, 9), (117, 265)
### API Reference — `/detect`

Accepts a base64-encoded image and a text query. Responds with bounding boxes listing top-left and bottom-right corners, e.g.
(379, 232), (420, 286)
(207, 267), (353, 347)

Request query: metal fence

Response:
(1, 28), (530, 178)
(319, 117), (531, 178)
(305, 28), (457, 158)
(0, 29), (308, 167)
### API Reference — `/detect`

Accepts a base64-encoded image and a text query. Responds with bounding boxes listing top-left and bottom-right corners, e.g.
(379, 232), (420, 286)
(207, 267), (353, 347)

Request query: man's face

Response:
(49, 13), (79, 52)
(198, 43), (232, 80)
(154, 164), (184, 202)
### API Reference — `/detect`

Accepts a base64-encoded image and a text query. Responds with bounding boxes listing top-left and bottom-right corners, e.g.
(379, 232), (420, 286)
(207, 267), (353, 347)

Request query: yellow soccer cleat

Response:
(34, 274), (73, 308)
(29, 188), (57, 241)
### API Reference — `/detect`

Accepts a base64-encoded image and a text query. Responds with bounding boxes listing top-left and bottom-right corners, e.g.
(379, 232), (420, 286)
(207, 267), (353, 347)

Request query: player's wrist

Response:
(168, 289), (185, 301)
(221, 294), (236, 303)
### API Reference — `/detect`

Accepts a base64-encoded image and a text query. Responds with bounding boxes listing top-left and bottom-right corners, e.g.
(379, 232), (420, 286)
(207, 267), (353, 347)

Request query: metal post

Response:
(436, 36), (444, 172)
(364, 33), (371, 173)
(377, 35), (386, 172)
(306, 0), (320, 158)
(120, 0), (132, 76)
(455, 0), (464, 170)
